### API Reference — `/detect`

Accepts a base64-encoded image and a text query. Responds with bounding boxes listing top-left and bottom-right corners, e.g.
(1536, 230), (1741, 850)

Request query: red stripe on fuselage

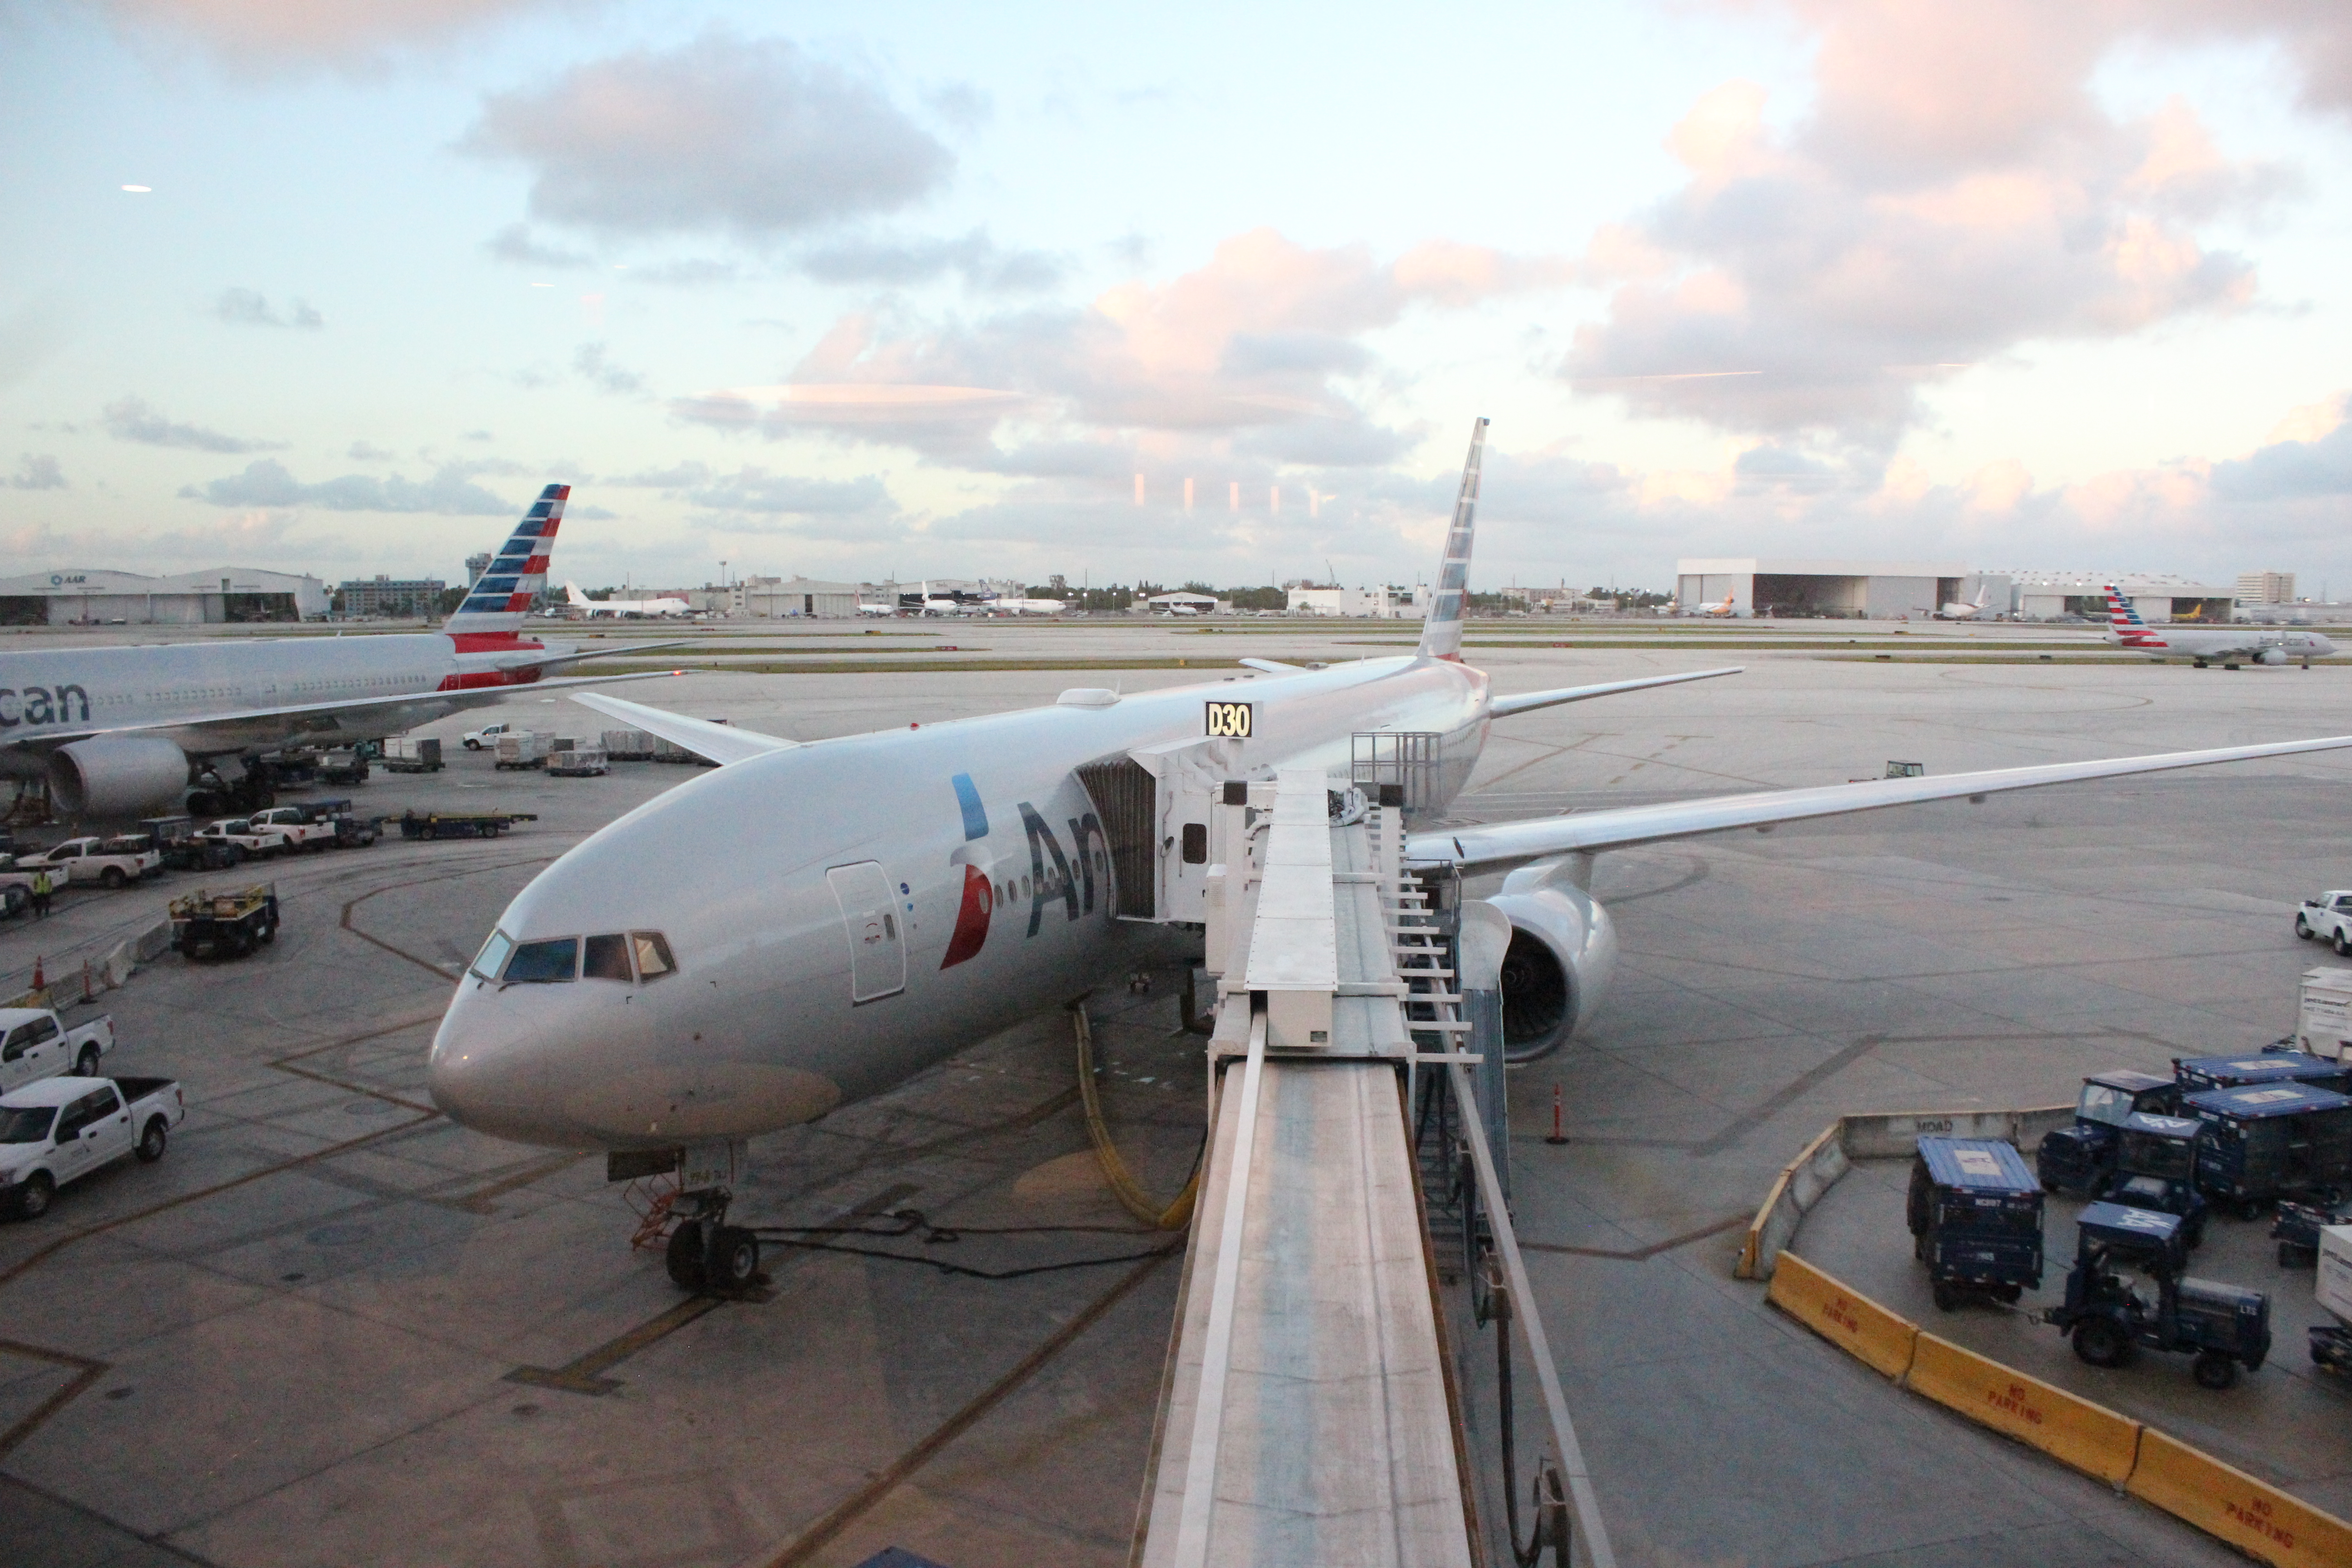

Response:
(436, 667), (545, 691)
(447, 633), (546, 653)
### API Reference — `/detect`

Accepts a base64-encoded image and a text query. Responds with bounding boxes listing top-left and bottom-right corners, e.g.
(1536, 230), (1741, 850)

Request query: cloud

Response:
(2209, 393), (2352, 500)
(5, 455), (65, 491)
(460, 34), (954, 242)
(684, 466), (903, 541)
(603, 462), (712, 488)
(89, 0), (575, 73)
(799, 230), (1062, 293)
(102, 396), (283, 453)
(213, 287), (323, 328)
(179, 458), (513, 513)
(346, 440), (397, 461)
(573, 341), (646, 396)
(1563, 4), (2311, 446)
(483, 224), (592, 270)
(676, 229), (1566, 470)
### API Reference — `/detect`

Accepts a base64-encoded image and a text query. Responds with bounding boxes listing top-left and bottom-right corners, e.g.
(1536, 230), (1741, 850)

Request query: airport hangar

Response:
(1676, 559), (2239, 621)
(0, 567), (330, 625)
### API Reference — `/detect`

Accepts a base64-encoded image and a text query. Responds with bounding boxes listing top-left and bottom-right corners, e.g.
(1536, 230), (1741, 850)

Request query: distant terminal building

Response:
(0, 567), (329, 625)
(2007, 572), (2236, 623)
(1675, 559), (1970, 618)
(465, 553), (492, 588)
(1285, 584), (1429, 618)
(2237, 571), (2296, 605)
(336, 576), (446, 618)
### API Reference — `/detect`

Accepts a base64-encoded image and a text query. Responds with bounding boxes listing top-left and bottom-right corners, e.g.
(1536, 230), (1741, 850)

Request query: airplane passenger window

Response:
(583, 933), (631, 981)
(631, 932), (675, 980)
(503, 938), (579, 983)
(471, 931), (514, 979)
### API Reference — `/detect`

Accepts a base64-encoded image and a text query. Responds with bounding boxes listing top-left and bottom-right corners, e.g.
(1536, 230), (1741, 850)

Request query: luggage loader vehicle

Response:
(2044, 1202), (2271, 1389)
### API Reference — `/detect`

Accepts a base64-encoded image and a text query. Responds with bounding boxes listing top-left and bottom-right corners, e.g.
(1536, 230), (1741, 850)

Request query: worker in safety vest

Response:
(29, 869), (51, 918)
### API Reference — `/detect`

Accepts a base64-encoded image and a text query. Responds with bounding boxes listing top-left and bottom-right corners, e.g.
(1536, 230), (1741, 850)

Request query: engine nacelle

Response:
(2258, 648), (2289, 666)
(1485, 867), (1620, 1062)
(48, 736), (192, 817)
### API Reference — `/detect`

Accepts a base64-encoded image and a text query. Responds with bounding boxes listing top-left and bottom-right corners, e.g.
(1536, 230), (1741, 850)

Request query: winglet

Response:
(566, 691), (795, 766)
(1416, 417), (1487, 662)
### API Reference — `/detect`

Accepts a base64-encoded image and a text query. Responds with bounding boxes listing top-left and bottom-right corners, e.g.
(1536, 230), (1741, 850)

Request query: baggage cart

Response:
(546, 745), (608, 777)
(1907, 1136), (2043, 1309)
(600, 729), (655, 761)
(2313, 1225), (2352, 1374)
(2183, 1081), (2352, 1216)
(382, 738), (443, 773)
(2176, 1050), (2352, 1098)
(318, 748), (369, 785)
(169, 882), (279, 961)
(140, 815), (239, 871)
(2106, 1112), (2210, 1246)
(397, 810), (538, 841)
(2298, 967), (2352, 1060)
(495, 731), (552, 770)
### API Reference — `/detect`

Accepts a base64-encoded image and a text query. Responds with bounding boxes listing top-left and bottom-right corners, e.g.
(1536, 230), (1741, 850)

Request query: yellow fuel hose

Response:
(1071, 1000), (1199, 1230)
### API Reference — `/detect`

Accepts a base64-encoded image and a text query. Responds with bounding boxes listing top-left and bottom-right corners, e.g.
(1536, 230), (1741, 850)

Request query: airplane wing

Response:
(499, 639), (701, 671)
(1410, 732), (2352, 873)
(566, 691), (796, 765)
(7, 668), (687, 757)
(1240, 658), (1305, 674)
(1489, 666), (1743, 718)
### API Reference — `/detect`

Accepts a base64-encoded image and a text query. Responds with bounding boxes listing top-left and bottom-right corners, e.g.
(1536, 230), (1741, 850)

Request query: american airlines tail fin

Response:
(1416, 416), (1488, 662)
(2104, 583), (2165, 646)
(446, 485), (567, 640)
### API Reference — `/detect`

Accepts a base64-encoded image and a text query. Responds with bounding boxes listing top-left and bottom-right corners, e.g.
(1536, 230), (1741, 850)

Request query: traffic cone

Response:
(31, 955), (43, 991)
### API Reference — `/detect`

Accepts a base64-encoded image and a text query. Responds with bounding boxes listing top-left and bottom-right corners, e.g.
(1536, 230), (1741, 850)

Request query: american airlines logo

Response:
(0, 684), (89, 728)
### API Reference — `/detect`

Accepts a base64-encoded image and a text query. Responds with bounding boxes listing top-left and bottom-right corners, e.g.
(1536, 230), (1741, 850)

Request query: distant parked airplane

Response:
(2102, 585), (2334, 668)
(1689, 591), (1736, 617)
(565, 583), (692, 619)
(1938, 585), (1993, 620)
(986, 597), (1067, 616)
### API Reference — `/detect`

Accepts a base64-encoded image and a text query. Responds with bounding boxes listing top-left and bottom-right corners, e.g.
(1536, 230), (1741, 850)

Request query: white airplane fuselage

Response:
(2107, 625), (2335, 662)
(0, 632), (566, 773)
(429, 656), (1499, 1151)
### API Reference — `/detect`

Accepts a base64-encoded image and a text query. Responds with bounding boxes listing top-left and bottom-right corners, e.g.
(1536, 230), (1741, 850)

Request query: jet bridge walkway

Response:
(1134, 767), (1612, 1568)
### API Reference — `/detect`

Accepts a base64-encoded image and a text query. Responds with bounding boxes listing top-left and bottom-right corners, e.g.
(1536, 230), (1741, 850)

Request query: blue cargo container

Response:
(1907, 1137), (2043, 1310)
(2183, 1082), (2352, 1217)
(2175, 1051), (2352, 1098)
(2036, 1069), (2178, 1197)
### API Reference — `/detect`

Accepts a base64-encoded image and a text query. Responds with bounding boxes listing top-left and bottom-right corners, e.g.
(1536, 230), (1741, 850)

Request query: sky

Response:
(4, 1), (2352, 596)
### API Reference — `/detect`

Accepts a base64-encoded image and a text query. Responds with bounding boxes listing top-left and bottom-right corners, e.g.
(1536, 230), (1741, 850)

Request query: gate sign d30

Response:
(1205, 701), (1253, 739)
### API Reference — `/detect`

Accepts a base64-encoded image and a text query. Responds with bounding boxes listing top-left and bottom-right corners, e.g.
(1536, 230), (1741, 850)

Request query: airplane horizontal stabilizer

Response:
(1412, 731), (2352, 873)
(566, 691), (795, 765)
(1489, 666), (1743, 718)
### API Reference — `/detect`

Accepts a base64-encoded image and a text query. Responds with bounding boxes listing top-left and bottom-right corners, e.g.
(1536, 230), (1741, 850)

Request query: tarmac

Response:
(0, 617), (2347, 1566)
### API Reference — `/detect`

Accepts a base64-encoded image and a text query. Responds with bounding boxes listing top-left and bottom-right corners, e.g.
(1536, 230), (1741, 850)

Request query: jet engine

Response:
(47, 736), (191, 816)
(2259, 648), (2289, 666)
(1483, 860), (1620, 1062)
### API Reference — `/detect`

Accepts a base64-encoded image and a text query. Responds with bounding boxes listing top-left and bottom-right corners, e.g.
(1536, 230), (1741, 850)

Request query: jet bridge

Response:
(1133, 766), (1613, 1568)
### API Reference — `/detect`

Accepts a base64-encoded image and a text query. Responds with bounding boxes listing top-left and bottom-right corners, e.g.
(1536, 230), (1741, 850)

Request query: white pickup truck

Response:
(192, 818), (291, 860)
(11, 836), (162, 889)
(462, 721), (513, 751)
(0, 1074), (183, 1219)
(2298, 892), (2352, 954)
(0, 1008), (114, 1086)
(249, 807), (341, 852)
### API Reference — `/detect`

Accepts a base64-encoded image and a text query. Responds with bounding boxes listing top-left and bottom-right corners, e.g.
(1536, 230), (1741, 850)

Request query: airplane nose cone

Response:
(429, 983), (566, 1147)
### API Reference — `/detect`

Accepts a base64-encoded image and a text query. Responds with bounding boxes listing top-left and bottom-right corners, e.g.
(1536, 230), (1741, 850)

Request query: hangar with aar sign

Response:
(0, 567), (330, 625)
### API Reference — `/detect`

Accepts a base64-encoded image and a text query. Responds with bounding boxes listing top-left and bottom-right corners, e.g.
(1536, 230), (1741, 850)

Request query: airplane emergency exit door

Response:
(827, 861), (906, 1002)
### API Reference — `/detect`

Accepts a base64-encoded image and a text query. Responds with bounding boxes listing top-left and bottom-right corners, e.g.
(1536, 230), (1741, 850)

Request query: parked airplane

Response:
(428, 426), (2352, 1290)
(2103, 585), (2335, 668)
(857, 600), (897, 617)
(564, 582), (693, 619)
(0, 486), (680, 817)
(1687, 591), (1736, 617)
(1938, 585), (1992, 620)
(987, 597), (1067, 616)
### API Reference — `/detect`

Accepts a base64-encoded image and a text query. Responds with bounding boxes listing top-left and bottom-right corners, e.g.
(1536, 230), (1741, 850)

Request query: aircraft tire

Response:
(709, 1226), (760, 1290)
(665, 1223), (707, 1291)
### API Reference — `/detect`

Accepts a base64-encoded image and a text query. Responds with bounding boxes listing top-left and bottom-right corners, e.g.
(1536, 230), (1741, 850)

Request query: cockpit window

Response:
(583, 933), (632, 982)
(632, 931), (675, 981)
(470, 931), (514, 980)
(503, 937), (578, 983)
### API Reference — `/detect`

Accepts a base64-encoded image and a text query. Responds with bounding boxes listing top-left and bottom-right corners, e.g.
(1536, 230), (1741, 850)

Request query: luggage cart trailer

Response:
(2312, 1225), (2352, 1375)
(2184, 1082), (2352, 1219)
(2176, 1050), (2352, 1098)
(1907, 1136), (2044, 1311)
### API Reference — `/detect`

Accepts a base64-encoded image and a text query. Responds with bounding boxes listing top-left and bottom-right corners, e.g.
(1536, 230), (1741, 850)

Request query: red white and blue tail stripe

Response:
(2104, 583), (2166, 648)
(446, 485), (565, 641)
(1416, 417), (1487, 662)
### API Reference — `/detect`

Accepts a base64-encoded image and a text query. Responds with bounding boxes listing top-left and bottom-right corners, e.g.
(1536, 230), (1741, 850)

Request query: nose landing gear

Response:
(663, 1188), (762, 1293)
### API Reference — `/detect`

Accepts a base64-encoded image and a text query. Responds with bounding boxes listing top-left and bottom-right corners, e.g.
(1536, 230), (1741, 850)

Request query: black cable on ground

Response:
(751, 1206), (1182, 1280)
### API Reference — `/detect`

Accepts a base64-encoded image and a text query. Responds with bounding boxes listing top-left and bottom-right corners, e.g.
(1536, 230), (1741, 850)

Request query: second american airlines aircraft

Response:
(0, 487), (678, 817)
(429, 422), (2352, 1289)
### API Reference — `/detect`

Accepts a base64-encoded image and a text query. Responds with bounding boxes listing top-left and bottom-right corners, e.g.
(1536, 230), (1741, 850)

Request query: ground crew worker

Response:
(30, 869), (51, 918)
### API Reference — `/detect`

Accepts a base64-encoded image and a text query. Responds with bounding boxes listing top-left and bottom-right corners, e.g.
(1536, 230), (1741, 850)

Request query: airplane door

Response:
(827, 862), (906, 1003)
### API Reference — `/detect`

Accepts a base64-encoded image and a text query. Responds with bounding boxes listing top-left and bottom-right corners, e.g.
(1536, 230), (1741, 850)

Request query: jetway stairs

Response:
(1126, 766), (1614, 1568)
